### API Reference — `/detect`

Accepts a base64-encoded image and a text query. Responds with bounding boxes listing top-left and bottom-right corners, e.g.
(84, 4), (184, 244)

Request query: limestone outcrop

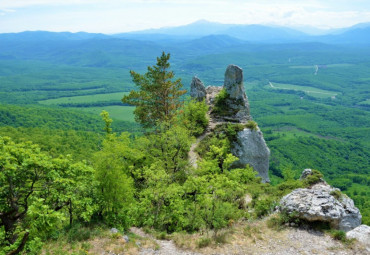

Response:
(190, 76), (206, 101)
(346, 225), (370, 251)
(231, 128), (270, 182)
(190, 64), (270, 183)
(223, 65), (250, 122)
(280, 171), (362, 232)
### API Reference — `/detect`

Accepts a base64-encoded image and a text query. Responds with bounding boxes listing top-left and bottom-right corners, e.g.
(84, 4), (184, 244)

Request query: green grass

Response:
(325, 64), (354, 68)
(289, 65), (315, 69)
(72, 106), (135, 122)
(358, 99), (370, 105)
(271, 126), (327, 139)
(289, 64), (354, 69)
(39, 92), (129, 105)
(267, 82), (339, 98)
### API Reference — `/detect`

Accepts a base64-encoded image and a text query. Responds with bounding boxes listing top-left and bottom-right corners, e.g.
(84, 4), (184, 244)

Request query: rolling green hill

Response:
(0, 31), (369, 225)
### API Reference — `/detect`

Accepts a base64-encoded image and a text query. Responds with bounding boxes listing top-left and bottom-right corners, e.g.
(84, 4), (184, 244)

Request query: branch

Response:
(7, 232), (29, 255)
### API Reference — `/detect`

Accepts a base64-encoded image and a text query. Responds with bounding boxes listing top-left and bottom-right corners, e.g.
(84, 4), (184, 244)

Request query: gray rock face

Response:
(222, 65), (250, 122)
(224, 65), (245, 101)
(232, 128), (270, 183)
(280, 181), (362, 232)
(346, 225), (370, 251)
(190, 76), (206, 101)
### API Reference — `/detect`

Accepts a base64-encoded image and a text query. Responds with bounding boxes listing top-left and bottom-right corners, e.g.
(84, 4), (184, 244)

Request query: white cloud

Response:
(0, 0), (370, 33)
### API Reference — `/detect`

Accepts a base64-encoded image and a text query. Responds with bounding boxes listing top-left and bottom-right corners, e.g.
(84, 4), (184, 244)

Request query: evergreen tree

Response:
(122, 52), (186, 128)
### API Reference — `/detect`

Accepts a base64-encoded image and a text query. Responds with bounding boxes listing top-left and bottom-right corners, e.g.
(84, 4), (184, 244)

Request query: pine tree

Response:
(122, 52), (186, 128)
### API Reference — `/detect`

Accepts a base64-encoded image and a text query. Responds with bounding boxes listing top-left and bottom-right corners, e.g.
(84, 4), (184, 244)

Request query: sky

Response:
(1, 0), (370, 33)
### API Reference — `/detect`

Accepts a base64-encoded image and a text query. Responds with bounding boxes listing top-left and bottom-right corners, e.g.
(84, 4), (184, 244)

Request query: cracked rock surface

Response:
(280, 181), (361, 232)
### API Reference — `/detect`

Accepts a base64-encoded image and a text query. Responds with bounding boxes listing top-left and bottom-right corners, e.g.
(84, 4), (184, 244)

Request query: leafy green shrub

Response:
(303, 169), (324, 187)
(180, 99), (209, 137)
(330, 190), (342, 200)
(276, 180), (304, 196)
(245, 120), (258, 131)
(156, 232), (168, 240)
(212, 89), (230, 116)
(66, 224), (94, 243)
(224, 123), (245, 142)
(253, 197), (276, 218)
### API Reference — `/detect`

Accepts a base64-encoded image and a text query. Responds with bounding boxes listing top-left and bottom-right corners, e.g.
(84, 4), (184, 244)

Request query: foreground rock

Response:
(346, 224), (370, 252)
(232, 128), (270, 182)
(280, 173), (362, 232)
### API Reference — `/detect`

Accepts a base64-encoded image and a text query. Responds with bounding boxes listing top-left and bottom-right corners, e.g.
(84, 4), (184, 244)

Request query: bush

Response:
(326, 229), (355, 245)
(329, 230), (346, 241)
(267, 212), (300, 230)
(330, 190), (342, 200)
(245, 120), (258, 131)
(212, 89), (230, 116)
(224, 123), (245, 142)
(303, 169), (324, 187)
(66, 225), (93, 243)
(254, 197), (276, 218)
(180, 99), (209, 137)
(276, 180), (303, 196)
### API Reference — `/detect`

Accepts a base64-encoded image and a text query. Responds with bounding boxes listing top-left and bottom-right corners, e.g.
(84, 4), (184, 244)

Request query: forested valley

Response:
(0, 28), (369, 254)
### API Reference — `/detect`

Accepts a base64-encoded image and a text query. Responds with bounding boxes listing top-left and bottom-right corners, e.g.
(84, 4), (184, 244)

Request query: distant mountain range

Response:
(1, 20), (370, 45)
(0, 20), (369, 69)
(115, 20), (370, 44)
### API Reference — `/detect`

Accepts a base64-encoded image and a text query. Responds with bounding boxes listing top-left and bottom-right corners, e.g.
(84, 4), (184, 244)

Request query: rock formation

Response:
(190, 64), (270, 183)
(231, 129), (270, 182)
(190, 76), (206, 101)
(223, 65), (250, 122)
(280, 171), (362, 232)
(346, 225), (370, 252)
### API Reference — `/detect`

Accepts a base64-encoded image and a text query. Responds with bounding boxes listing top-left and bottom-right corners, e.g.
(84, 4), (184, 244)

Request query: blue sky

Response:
(1, 0), (370, 33)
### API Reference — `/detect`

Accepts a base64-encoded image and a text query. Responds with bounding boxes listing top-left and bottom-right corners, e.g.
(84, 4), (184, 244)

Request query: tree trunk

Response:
(69, 199), (73, 227)
(7, 232), (29, 255)
(1, 214), (19, 245)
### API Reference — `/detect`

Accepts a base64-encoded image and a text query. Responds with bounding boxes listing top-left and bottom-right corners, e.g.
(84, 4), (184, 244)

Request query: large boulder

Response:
(346, 225), (370, 251)
(231, 128), (270, 183)
(280, 180), (362, 232)
(190, 76), (206, 101)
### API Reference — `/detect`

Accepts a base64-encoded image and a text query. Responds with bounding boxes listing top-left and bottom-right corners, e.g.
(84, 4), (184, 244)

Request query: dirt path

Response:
(187, 114), (230, 169)
(129, 224), (367, 255)
(130, 227), (201, 255)
(187, 85), (236, 169)
(188, 131), (209, 168)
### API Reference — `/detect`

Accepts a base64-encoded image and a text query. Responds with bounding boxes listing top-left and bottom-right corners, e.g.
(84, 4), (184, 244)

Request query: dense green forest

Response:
(0, 31), (369, 254)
